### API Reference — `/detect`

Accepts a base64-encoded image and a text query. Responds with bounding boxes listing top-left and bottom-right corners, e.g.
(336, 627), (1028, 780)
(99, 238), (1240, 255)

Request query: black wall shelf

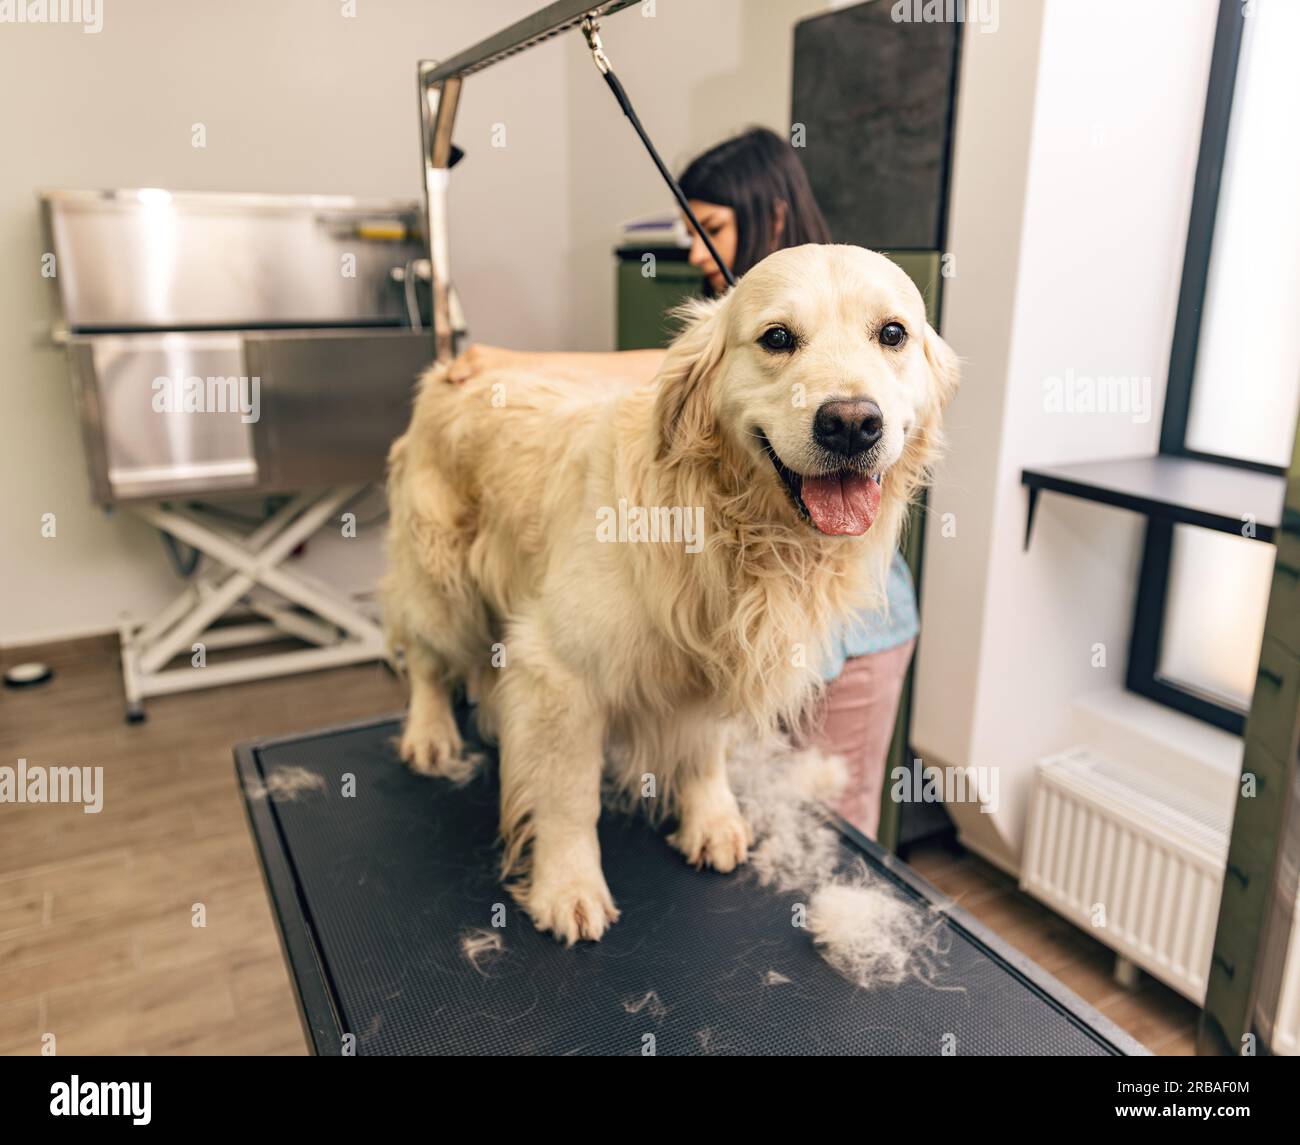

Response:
(1021, 455), (1285, 549)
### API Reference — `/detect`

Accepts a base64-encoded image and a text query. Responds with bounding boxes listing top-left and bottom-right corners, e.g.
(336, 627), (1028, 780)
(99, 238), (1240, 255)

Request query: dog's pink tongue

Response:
(801, 472), (880, 536)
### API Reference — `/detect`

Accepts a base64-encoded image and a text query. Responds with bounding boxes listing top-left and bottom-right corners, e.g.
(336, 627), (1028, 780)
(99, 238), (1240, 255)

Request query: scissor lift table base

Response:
(119, 487), (386, 721)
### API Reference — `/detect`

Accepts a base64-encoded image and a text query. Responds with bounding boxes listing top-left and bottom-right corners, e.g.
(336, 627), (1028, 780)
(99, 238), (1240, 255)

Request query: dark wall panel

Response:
(792, 1), (960, 250)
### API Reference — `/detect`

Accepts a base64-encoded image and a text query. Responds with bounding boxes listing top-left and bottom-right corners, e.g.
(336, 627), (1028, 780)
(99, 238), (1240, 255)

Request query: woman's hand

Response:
(445, 344), (528, 384)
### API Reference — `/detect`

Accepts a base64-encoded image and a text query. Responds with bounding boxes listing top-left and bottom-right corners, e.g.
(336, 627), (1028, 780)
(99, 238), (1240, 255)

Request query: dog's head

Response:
(655, 244), (959, 537)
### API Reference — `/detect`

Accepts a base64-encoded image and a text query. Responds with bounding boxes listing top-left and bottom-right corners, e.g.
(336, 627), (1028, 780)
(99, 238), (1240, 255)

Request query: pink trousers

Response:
(797, 638), (916, 840)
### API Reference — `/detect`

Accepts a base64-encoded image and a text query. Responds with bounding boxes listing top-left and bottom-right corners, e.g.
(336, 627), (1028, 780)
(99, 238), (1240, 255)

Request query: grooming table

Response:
(235, 712), (1148, 1056)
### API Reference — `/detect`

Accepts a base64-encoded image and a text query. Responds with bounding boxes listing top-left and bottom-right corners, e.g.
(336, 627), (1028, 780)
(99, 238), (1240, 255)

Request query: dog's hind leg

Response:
(385, 431), (490, 781)
(398, 637), (477, 783)
(667, 720), (753, 873)
(497, 630), (618, 944)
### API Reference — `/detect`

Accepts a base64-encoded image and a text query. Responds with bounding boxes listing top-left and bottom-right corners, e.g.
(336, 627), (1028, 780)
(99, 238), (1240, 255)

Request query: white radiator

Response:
(1021, 746), (1231, 1004)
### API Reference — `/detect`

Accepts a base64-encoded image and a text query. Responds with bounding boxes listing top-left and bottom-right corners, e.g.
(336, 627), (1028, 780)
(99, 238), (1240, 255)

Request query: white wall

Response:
(913, 0), (1220, 868)
(0, 0), (557, 645)
(0, 0), (826, 647)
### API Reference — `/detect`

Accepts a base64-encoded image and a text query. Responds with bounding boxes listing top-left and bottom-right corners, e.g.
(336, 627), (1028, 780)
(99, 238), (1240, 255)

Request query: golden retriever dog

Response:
(383, 244), (958, 944)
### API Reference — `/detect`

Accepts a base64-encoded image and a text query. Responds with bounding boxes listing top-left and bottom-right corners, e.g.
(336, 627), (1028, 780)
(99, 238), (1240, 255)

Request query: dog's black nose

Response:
(813, 399), (883, 457)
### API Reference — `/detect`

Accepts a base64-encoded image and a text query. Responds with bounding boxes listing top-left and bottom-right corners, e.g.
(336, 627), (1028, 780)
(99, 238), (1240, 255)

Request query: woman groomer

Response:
(447, 127), (917, 841)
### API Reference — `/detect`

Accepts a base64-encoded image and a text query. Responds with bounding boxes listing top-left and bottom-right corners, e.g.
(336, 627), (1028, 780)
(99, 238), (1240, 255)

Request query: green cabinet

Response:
(616, 251), (703, 350)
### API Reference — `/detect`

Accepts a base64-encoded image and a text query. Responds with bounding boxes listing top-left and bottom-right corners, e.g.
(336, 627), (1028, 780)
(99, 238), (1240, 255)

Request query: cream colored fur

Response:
(383, 244), (958, 944)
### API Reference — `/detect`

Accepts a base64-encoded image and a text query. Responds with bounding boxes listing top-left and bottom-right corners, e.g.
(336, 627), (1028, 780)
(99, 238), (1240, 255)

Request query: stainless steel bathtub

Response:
(42, 189), (449, 505)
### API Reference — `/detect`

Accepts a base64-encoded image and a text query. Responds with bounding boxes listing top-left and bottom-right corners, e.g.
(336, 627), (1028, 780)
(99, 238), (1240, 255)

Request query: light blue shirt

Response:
(820, 550), (919, 681)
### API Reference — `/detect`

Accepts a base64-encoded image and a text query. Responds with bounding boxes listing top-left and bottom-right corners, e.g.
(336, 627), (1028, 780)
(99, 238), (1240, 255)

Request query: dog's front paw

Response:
(523, 871), (620, 946)
(669, 810), (754, 873)
(398, 716), (475, 783)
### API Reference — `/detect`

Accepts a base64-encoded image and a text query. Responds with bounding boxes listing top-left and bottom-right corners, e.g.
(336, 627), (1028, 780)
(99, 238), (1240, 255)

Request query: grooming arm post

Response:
(418, 63), (461, 364)
(415, 3), (640, 362)
(420, 1), (638, 87)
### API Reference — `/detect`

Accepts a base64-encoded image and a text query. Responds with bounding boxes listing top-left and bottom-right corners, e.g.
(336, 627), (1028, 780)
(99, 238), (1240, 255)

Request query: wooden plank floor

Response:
(1, 635), (1200, 1054)
(0, 635), (406, 1056)
(904, 840), (1202, 1054)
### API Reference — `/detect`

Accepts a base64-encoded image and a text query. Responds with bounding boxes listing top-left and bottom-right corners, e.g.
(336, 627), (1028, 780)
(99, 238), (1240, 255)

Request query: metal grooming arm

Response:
(416, 0), (639, 362)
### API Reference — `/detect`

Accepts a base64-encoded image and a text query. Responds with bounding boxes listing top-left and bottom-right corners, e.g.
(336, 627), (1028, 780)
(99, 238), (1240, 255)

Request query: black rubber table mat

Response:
(236, 713), (1147, 1056)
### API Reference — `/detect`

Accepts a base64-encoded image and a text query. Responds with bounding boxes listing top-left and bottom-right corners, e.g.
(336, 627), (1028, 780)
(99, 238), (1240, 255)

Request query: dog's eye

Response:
(880, 322), (907, 348)
(759, 326), (796, 352)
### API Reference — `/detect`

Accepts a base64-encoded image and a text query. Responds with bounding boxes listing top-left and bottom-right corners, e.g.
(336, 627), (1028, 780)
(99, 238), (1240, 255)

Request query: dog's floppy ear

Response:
(653, 295), (730, 461)
(922, 322), (960, 412)
(890, 323), (960, 507)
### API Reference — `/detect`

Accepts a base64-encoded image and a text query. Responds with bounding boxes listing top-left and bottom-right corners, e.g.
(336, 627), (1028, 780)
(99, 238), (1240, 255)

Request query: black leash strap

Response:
(581, 16), (738, 290)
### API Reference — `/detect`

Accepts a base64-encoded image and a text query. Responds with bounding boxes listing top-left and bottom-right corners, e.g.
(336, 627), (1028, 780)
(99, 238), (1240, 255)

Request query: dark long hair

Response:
(677, 126), (832, 283)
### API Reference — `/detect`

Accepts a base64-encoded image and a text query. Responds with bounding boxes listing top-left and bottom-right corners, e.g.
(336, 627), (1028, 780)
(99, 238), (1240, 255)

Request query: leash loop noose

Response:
(580, 15), (738, 290)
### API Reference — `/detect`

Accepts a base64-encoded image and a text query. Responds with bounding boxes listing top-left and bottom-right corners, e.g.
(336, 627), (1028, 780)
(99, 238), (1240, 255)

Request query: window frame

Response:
(1127, 0), (1285, 734)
